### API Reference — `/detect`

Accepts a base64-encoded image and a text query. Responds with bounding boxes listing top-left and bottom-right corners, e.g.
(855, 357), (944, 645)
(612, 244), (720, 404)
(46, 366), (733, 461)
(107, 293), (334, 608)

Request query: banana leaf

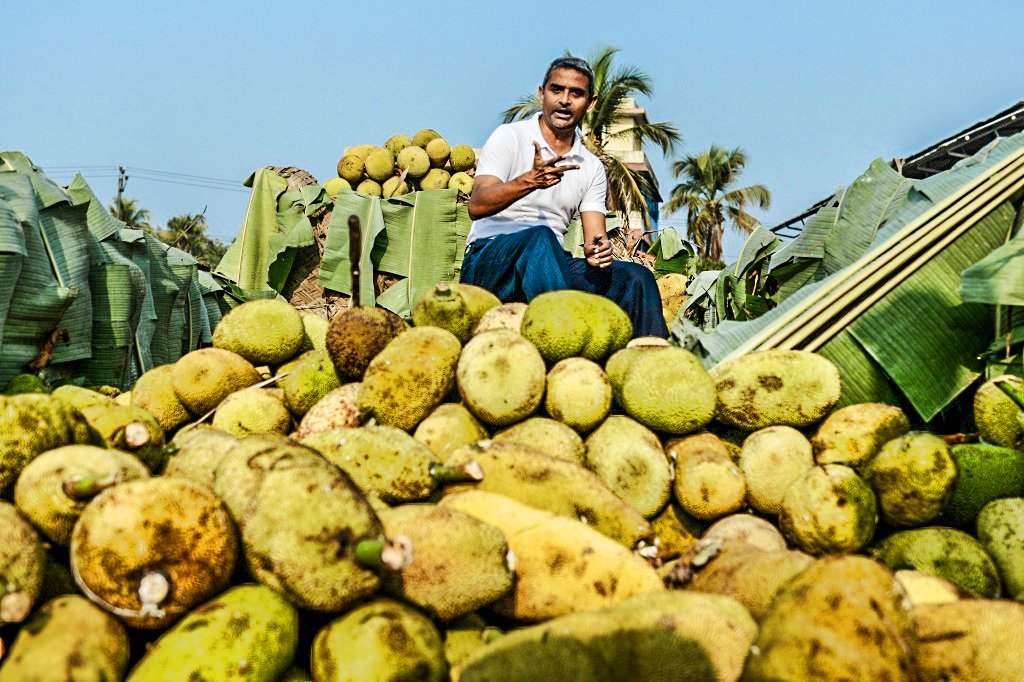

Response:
(214, 168), (289, 295)
(265, 186), (321, 292)
(115, 228), (157, 374)
(452, 203), (473, 279)
(196, 271), (226, 339)
(564, 212), (621, 259)
(318, 188), (386, 305)
(817, 329), (903, 408)
(66, 174), (125, 241)
(0, 197), (26, 352)
(650, 227), (694, 277)
(0, 152), (69, 209)
(960, 205), (1024, 306)
(165, 247), (201, 357)
(144, 235), (194, 366)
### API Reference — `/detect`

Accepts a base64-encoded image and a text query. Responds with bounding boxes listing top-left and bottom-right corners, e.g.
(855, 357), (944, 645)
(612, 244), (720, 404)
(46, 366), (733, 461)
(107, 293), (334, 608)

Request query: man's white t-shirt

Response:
(468, 113), (607, 248)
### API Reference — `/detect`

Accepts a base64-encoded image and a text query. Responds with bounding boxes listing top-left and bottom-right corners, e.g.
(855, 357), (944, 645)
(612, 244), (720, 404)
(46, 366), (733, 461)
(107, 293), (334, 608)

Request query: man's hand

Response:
(523, 141), (579, 190)
(584, 233), (612, 269)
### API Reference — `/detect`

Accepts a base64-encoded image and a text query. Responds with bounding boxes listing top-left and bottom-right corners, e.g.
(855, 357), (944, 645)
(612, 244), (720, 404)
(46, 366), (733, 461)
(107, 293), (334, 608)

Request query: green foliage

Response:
(107, 196), (151, 229)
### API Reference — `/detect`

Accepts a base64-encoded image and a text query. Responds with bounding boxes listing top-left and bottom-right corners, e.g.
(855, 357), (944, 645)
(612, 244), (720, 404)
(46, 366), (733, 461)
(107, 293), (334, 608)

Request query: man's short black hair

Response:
(543, 56), (595, 98)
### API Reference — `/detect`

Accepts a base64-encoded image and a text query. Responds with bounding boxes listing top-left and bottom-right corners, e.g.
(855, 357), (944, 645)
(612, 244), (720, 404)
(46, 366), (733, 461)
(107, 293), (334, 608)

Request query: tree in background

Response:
(501, 45), (681, 231)
(664, 145), (771, 262)
(163, 213), (228, 269)
(108, 196), (151, 229)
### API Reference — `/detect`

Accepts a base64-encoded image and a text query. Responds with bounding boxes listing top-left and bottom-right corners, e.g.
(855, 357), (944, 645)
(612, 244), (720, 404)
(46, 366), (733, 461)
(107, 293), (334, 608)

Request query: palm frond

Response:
(501, 94), (542, 123)
(721, 184), (772, 211)
(724, 205), (760, 235)
(605, 120), (682, 155)
(599, 152), (654, 229)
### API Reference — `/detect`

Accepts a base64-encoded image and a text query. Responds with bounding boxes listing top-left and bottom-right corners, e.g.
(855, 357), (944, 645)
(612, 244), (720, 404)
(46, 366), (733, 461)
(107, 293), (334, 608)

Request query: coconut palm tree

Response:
(165, 213), (227, 267)
(664, 145), (771, 262)
(501, 45), (681, 233)
(108, 196), (151, 229)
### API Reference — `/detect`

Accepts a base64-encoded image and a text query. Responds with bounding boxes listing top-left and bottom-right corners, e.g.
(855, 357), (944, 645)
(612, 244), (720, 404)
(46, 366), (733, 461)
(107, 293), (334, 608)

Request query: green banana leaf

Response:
(214, 168), (289, 295)
(564, 212), (621, 259)
(115, 228), (158, 374)
(0, 152), (70, 209)
(452, 203), (473, 279)
(265, 187), (320, 292)
(0, 197), (26, 351)
(66, 174), (125, 241)
(318, 188), (386, 306)
(650, 227), (694, 277)
(960, 206), (1024, 306)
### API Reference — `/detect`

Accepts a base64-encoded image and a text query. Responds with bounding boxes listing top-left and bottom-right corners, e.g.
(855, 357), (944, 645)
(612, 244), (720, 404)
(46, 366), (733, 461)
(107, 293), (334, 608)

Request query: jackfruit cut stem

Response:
(62, 473), (121, 501)
(111, 422), (151, 450)
(482, 627), (504, 643)
(430, 461), (485, 484)
(997, 380), (1024, 411)
(138, 571), (170, 617)
(0, 591), (31, 624)
(354, 536), (414, 572)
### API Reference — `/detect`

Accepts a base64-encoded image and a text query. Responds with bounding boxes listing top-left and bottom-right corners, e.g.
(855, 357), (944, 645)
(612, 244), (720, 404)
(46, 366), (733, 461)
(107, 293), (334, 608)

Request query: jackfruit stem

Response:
(433, 283), (455, 299)
(0, 591), (31, 624)
(110, 422), (151, 451)
(138, 571), (170, 616)
(62, 473), (120, 501)
(354, 536), (413, 572)
(429, 461), (484, 484)
(348, 215), (362, 308)
(997, 380), (1024, 411)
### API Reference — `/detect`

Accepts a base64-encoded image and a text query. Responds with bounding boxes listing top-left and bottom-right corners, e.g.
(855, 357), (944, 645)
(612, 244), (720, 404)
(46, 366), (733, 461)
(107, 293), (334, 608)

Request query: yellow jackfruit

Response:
(913, 600), (1024, 680)
(172, 347), (261, 415)
(413, 128), (442, 148)
(294, 383), (362, 439)
(812, 402), (911, 467)
(337, 154), (365, 183)
(420, 168), (450, 190)
(51, 383), (114, 409)
(656, 272), (688, 324)
(79, 402), (166, 471)
(413, 283), (501, 343)
(0, 501), (45, 625)
(212, 387), (292, 437)
(863, 432), (957, 526)
(162, 425), (239, 489)
(212, 298), (306, 366)
(397, 146), (431, 179)
(619, 347), (716, 435)
(671, 436), (747, 521)
(299, 311), (330, 352)
(545, 357), (612, 433)
(131, 364), (191, 431)
(521, 290), (632, 363)
(584, 415), (671, 517)
(364, 147), (395, 182)
(414, 403), (489, 457)
(492, 416), (585, 465)
(322, 176), (351, 197)
(739, 425), (815, 514)
(456, 329), (546, 427)
(426, 137), (451, 168)
(977, 497), (1024, 600)
(384, 134), (413, 156)
(702, 513), (787, 552)
(449, 144), (477, 172)
(0, 394), (95, 495)
(472, 301), (527, 335)
(779, 464), (877, 555)
(650, 502), (704, 560)
(974, 374), (1024, 449)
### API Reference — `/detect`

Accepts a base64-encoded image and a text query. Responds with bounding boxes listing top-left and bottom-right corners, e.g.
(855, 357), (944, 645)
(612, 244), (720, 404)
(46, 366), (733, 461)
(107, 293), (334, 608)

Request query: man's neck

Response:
(538, 116), (576, 155)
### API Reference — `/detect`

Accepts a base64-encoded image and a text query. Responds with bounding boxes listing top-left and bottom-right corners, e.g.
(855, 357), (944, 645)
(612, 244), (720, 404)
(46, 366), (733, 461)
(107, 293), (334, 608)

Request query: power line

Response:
(127, 174), (249, 193)
(124, 166), (242, 187)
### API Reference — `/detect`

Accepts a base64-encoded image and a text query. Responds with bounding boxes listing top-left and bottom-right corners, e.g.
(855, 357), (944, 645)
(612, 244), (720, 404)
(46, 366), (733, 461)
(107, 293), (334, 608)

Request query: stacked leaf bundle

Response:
(0, 288), (1023, 680)
(328, 129), (478, 199)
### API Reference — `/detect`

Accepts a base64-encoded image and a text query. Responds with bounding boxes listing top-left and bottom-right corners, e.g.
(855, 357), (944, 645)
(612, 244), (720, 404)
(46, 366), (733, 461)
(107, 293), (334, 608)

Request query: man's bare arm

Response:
(467, 141), (579, 220)
(581, 210), (612, 269)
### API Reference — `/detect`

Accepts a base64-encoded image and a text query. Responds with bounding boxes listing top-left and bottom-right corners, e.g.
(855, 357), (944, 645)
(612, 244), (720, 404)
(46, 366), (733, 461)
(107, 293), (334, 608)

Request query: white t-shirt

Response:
(468, 113), (607, 248)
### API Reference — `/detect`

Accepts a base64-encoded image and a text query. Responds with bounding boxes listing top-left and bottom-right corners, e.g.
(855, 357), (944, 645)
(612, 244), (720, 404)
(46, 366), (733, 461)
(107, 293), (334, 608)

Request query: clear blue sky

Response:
(8, 1), (1024, 261)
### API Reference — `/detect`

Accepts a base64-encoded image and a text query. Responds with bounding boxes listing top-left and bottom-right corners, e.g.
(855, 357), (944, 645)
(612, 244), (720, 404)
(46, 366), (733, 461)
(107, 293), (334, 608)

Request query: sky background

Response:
(7, 1), (1024, 261)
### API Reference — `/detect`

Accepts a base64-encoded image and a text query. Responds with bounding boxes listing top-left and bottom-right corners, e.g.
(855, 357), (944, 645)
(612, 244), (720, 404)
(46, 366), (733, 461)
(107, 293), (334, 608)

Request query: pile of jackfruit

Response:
(1, 283), (1023, 680)
(326, 129), (477, 199)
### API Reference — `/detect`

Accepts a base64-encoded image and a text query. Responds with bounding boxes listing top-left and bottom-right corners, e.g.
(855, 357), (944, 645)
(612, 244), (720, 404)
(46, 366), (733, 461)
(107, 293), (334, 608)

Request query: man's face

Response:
(538, 67), (594, 133)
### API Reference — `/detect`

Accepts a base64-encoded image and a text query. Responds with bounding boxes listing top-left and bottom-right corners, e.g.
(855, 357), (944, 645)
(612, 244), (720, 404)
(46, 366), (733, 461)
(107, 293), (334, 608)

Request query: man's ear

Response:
(585, 96), (597, 113)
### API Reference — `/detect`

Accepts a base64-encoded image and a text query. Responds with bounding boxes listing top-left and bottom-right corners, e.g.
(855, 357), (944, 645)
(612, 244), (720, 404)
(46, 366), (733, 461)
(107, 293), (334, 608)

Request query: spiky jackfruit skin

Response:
(977, 497), (1024, 600)
(1, 373), (50, 395)
(213, 434), (316, 521)
(863, 432), (957, 527)
(384, 134), (414, 156)
(336, 154), (364, 183)
(871, 526), (1001, 598)
(213, 387), (293, 437)
(473, 302), (527, 336)
(413, 129), (442, 148)
(126, 584), (299, 682)
(312, 599), (447, 682)
(420, 168), (451, 190)
(0, 394), (94, 495)
(162, 426), (239, 489)
(79, 403), (166, 471)
(0, 595), (129, 682)
(444, 614), (501, 671)
(413, 283), (501, 343)
(364, 148), (395, 182)
(325, 306), (407, 381)
(52, 383), (113, 409)
(359, 327), (461, 431)
(356, 179), (382, 196)
(442, 491), (663, 622)
(172, 347), (261, 415)
(322, 176), (351, 197)
(280, 349), (341, 417)
(0, 501), (45, 624)
(382, 175), (410, 197)
(944, 443), (1024, 526)
(131, 364), (191, 431)
(414, 403), (489, 457)
(974, 375), (1024, 449)
(70, 478), (239, 629)
(740, 425), (815, 514)
(584, 415), (670, 517)
(656, 272), (688, 324)
(521, 290), (632, 363)
(545, 358), (612, 433)
(450, 144), (476, 172)
(449, 172), (475, 195)
(779, 464), (877, 555)
(14, 445), (150, 545)
(346, 144), (376, 161)
(302, 425), (442, 503)
(298, 312), (330, 352)
(295, 383), (361, 439)
(812, 402), (911, 467)
(743, 556), (915, 682)
(397, 145), (431, 178)
(703, 513), (787, 552)
(619, 347), (716, 435)
(711, 349), (842, 431)
(425, 137), (451, 168)
(379, 504), (513, 620)
(650, 502), (703, 560)
(444, 441), (653, 547)
(457, 330), (546, 427)
(456, 591), (756, 682)
(492, 416), (585, 465)
(672, 441), (747, 521)
(913, 600), (1024, 680)
(213, 298), (306, 366)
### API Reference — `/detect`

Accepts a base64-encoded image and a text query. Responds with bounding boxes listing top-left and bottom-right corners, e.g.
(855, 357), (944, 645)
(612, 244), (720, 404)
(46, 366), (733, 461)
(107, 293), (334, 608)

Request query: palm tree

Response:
(664, 145), (771, 262)
(108, 196), (151, 229)
(165, 213), (227, 267)
(501, 45), (681, 232)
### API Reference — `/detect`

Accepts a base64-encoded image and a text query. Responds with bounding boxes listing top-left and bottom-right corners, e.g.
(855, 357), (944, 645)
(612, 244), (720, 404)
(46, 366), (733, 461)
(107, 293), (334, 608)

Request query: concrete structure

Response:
(603, 97), (663, 233)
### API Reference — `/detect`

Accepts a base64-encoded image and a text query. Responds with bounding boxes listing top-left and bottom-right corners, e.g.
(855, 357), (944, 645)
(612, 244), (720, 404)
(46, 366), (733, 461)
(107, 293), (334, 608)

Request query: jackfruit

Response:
(294, 383), (362, 438)
(672, 441), (746, 521)
(473, 301), (526, 335)
(605, 344), (670, 406)
(414, 403), (489, 457)
(213, 387), (293, 437)
(545, 357), (612, 433)
(492, 416), (585, 465)
(0, 501), (45, 624)
(1, 373), (50, 395)
(70, 477), (238, 628)
(359, 326), (461, 431)
(172, 347), (261, 415)
(337, 154), (365, 183)
(382, 175), (410, 197)
(420, 168), (450, 190)
(52, 383), (114, 409)
(413, 128), (442, 148)
(863, 432), (957, 527)
(379, 504), (513, 620)
(14, 444), (150, 545)
(457, 329), (546, 427)
(0, 394), (95, 495)
(738, 426), (814, 514)
(871, 526), (1001, 598)
(450, 144), (476, 172)
(413, 282), (501, 343)
(443, 440), (652, 547)
(279, 349), (341, 417)
(280, 669), (312, 682)
(442, 490), (664, 621)
(711, 349), (842, 430)
(322, 176), (351, 197)
(743, 555), (915, 681)
(521, 290), (632, 363)
(425, 137), (451, 168)
(298, 311), (330, 352)
(364, 147), (395, 182)
(944, 443), (1024, 526)
(0, 595), (129, 682)
(39, 551), (78, 602)
(162, 425), (239, 489)
(703, 513), (787, 552)
(213, 434), (315, 520)
(443, 614), (503, 670)
(619, 347), (717, 435)
(80, 403), (166, 471)
(325, 306), (407, 381)
(584, 415), (670, 517)
(126, 584), (299, 682)
(356, 179), (382, 196)
(812, 402), (911, 467)
(384, 133), (414, 156)
(656, 272), (688, 324)
(977, 497), (1024, 600)
(650, 502), (704, 559)
(131, 364), (191, 431)
(974, 374), (1024, 448)
(312, 599), (446, 682)
(397, 145), (431, 179)
(213, 298), (306, 365)
(913, 600), (1024, 680)
(455, 591), (756, 682)
(779, 464), (877, 555)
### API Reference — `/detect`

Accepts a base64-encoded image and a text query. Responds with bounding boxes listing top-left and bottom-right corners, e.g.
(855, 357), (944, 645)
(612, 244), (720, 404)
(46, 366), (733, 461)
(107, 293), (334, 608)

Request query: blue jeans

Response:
(460, 225), (669, 339)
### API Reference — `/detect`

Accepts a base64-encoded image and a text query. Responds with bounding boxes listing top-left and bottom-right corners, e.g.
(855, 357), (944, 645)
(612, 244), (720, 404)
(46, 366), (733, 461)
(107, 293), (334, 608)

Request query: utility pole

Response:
(116, 166), (128, 215)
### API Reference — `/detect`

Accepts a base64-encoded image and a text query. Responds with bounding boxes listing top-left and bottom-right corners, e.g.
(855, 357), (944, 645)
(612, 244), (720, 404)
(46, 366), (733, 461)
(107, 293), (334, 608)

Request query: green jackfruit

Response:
(0, 595), (129, 682)
(619, 347), (716, 435)
(364, 147), (395, 182)
(739, 425), (814, 514)
(337, 154), (365, 183)
(945, 443), (1024, 526)
(294, 383), (362, 439)
(162, 425), (239, 489)
(51, 384), (113, 409)
(473, 302), (527, 335)
(172, 347), (261, 415)
(605, 345), (671, 406)
(80, 403), (166, 471)
(779, 464), (877, 555)
(420, 168), (450, 190)
(325, 306), (407, 381)
(413, 128), (442, 148)
(0, 394), (94, 495)
(312, 599), (446, 682)
(213, 434), (314, 520)
(545, 357), (611, 433)
(871, 526), (1001, 598)
(280, 349), (341, 416)
(414, 403), (489, 457)
(299, 311), (330, 352)
(457, 329), (546, 427)
(812, 401), (911, 467)
(322, 176), (351, 197)
(356, 179), (382, 196)
(1, 373), (50, 395)
(450, 172), (475, 195)
(382, 175), (410, 197)
(913, 600), (1024, 681)
(212, 387), (292, 437)
(977, 497), (1024, 600)
(384, 134), (413, 156)
(492, 416), (585, 465)
(863, 432), (958, 527)
(213, 298), (306, 366)
(450, 144), (476, 172)
(397, 145), (431, 179)
(131, 364), (191, 431)
(521, 290), (632, 363)
(443, 614), (502, 670)
(0, 501), (45, 624)
(584, 415), (670, 517)
(426, 137), (451, 168)
(413, 282), (501, 343)
(127, 584), (299, 682)
(974, 374), (1024, 448)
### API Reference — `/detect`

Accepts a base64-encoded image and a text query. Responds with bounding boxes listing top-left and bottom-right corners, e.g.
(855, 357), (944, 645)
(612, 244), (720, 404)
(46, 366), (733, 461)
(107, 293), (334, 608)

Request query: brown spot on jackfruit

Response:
(758, 375), (783, 391)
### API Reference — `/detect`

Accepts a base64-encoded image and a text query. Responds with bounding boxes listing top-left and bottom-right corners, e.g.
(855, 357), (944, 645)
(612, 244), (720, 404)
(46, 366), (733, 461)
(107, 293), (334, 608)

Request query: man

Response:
(461, 56), (669, 339)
